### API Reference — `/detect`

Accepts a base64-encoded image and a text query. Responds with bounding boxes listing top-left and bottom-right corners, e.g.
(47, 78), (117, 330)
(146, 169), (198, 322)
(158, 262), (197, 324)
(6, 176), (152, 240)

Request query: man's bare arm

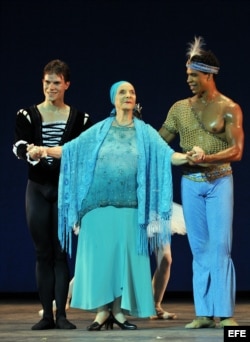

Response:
(202, 103), (244, 164)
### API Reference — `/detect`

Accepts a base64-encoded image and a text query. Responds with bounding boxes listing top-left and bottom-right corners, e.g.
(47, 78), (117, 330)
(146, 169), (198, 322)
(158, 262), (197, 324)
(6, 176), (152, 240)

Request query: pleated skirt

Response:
(71, 206), (155, 317)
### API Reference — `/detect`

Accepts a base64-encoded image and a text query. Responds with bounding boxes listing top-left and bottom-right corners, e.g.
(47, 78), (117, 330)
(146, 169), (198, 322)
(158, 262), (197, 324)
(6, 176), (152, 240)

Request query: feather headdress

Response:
(186, 36), (205, 60)
(186, 36), (220, 74)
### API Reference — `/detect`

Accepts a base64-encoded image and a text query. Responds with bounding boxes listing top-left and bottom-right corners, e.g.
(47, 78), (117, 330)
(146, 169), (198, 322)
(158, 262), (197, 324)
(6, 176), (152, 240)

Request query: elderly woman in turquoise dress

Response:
(37, 81), (190, 331)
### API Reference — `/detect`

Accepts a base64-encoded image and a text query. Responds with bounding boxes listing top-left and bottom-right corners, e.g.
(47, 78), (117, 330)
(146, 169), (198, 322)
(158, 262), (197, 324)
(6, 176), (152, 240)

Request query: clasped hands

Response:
(27, 144), (47, 161)
(27, 143), (205, 165)
(186, 146), (205, 165)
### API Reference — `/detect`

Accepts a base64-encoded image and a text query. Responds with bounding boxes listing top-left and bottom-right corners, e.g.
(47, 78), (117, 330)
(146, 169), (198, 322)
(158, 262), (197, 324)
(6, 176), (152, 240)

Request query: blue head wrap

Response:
(186, 61), (219, 74)
(110, 80), (128, 116)
(110, 81), (128, 105)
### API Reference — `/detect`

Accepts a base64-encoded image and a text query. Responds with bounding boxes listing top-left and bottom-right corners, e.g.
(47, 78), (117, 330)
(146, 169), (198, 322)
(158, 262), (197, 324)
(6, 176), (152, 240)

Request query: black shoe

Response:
(55, 317), (76, 329)
(87, 314), (111, 331)
(31, 318), (55, 330)
(109, 313), (137, 330)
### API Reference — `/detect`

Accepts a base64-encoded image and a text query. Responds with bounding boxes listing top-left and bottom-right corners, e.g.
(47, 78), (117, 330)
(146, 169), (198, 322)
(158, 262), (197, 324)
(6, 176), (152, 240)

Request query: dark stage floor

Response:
(0, 294), (249, 342)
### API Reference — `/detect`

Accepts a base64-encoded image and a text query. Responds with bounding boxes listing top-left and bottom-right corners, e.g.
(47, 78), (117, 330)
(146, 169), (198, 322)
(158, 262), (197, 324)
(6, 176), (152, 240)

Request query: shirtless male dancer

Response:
(159, 36), (244, 328)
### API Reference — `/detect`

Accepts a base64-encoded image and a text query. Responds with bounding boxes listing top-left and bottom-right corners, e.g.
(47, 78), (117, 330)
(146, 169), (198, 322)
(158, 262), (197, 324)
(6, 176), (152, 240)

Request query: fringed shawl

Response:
(58, 117), (174, 256)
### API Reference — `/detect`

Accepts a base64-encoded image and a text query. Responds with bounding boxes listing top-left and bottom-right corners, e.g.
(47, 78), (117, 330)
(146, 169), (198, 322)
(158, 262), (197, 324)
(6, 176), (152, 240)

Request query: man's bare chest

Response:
(190, 101), (225, 135)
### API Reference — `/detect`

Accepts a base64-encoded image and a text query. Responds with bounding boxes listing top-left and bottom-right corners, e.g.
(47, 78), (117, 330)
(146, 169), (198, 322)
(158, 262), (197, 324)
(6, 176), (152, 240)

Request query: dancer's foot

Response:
(31, 318), (55, 330)
(218, 318), (238, 328)
(185, 317), (216, 329)
(109, 312), (137, 330)
(87, 310), (110, 331)
(150, 308), (177, 320)
(55, 317), (76, 329)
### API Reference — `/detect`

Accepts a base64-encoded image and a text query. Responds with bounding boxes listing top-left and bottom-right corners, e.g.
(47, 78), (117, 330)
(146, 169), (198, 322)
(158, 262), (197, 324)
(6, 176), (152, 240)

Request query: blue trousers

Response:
(181, 175), (236, 317)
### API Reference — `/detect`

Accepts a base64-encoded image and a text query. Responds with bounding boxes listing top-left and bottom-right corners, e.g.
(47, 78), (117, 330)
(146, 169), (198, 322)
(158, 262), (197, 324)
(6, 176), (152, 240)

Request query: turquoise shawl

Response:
(58, 117), (174, 256)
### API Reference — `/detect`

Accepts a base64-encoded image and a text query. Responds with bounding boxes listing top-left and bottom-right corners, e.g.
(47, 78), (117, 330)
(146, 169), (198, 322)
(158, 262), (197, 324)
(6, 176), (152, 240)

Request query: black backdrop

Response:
(1, 0), (249, 294)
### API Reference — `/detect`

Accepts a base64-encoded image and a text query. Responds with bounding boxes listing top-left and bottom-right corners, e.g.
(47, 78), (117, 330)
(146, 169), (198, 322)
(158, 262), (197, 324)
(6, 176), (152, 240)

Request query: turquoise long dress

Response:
(71, 125), (155, 317)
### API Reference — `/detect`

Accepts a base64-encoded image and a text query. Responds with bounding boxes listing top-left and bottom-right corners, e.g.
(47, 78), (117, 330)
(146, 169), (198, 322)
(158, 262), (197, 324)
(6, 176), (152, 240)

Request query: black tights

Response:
(26, 180), (70, 320)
